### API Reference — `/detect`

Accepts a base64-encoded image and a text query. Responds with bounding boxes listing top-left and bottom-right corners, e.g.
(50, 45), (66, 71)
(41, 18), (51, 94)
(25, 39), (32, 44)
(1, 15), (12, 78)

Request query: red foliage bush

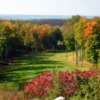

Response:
(24, 71), (52, 98)
(74, 70), (98, 79)
(24, 70), (99, 99)
(59, 71), (77, 97)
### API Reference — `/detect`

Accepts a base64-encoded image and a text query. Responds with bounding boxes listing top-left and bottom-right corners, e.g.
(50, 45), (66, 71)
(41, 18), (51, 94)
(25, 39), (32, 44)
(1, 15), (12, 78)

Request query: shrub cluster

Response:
(25, 72), (53, 98)
(24, 70), (100, 99)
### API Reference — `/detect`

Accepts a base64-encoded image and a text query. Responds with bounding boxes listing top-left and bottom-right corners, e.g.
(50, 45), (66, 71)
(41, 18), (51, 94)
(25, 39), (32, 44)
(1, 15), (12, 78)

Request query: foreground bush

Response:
(59, 71), (77, 98)
(24, 70), (100, 99)
(25, 72), (53, 98)
(73, 70), (100, 100)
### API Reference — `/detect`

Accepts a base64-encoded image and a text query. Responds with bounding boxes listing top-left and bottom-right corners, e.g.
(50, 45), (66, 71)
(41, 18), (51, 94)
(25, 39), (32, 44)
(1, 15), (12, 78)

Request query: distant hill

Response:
(0, 15), (96, 26)
(25, 19), (66, 26)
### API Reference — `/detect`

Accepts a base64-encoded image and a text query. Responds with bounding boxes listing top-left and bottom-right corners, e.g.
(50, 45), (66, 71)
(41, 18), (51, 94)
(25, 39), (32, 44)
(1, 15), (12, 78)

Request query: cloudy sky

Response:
(0, 0), (100, 16)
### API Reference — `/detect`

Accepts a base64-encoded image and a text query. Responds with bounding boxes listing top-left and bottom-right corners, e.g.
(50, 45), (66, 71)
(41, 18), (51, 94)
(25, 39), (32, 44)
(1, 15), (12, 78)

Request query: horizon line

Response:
(0, 14), (100, 17)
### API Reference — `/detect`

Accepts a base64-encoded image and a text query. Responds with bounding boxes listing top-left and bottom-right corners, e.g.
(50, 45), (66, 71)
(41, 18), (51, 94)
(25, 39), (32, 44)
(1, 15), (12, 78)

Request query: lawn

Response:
(0, 51), (93, 90)
(0, 52), (75, 89)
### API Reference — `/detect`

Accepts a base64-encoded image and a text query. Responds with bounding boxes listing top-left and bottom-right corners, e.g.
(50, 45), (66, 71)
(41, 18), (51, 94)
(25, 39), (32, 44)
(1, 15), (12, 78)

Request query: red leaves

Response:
(59, 71), (77, 97)
(74, 70), (98, 79)
(24, 70), (99, 99)
(25, 71), (52, 98)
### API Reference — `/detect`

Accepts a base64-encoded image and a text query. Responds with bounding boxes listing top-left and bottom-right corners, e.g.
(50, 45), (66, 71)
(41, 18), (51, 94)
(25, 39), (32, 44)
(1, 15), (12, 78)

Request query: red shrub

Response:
(24, 71), (53, 98)
(59, 71), (77, 97)
(24, 70), (99, 99)
(74, 70), (98, 79)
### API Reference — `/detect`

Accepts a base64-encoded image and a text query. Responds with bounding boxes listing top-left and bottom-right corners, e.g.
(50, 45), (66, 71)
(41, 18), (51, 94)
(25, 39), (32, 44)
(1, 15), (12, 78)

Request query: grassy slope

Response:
(0, 53), (74, 89)
(0, 51), (95, 90)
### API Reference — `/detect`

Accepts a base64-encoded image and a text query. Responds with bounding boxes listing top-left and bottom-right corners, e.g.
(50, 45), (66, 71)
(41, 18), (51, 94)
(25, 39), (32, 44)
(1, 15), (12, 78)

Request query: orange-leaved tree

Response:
(84, 18), (100, 67)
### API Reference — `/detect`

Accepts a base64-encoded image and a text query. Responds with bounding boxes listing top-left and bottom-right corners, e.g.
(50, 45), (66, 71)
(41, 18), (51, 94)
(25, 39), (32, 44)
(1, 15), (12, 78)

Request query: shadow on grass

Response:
(0, 53), (64, 89)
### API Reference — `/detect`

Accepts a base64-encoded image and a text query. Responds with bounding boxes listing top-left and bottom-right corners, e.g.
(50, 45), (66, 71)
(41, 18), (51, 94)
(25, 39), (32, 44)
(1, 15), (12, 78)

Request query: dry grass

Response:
(0, 91), (26, 100)
(0, 90), (49, 100)
(65, 52), (95, 71)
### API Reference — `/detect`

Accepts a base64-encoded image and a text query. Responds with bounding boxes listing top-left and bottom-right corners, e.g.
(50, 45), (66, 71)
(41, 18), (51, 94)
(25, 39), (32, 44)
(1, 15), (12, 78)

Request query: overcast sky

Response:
(0, 0), (100, 16)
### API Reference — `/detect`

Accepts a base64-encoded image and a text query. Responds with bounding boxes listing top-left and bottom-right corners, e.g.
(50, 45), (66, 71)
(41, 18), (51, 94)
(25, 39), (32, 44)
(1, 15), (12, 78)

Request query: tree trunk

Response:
(75, 40), (78, 66)
(5, 44), (8, 62)
(32, 46), (33, 53)
(83, 48), (85, 59)
(66, 47), (68, 59)
(80, 46), (83, 67)
(73, 52), (74, 61)
(66, 52), (68, 59)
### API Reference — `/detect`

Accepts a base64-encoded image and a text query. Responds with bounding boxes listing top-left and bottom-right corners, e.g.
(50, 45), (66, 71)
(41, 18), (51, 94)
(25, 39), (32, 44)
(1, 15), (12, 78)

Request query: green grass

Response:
(0, 51), (94, 90)
(0, 52), (75, 90)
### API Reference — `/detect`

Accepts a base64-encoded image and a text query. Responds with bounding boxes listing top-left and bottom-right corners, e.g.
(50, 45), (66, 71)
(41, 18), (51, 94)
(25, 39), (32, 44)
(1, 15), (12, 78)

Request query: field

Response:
(0, 51), (100, 100)
(0, 51), (94, 90)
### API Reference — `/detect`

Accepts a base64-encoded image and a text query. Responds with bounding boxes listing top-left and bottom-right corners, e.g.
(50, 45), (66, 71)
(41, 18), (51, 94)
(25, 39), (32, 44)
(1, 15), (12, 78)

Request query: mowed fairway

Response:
(0, 52), (72, 90)
(0, 51), (92, 90)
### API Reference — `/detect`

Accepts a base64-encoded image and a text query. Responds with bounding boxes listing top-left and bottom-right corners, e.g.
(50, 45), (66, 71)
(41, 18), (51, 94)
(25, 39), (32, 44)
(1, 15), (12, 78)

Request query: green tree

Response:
(62, 15), (81, 65)
(74, 18), (87, 67)
(0, 21), (14, 62)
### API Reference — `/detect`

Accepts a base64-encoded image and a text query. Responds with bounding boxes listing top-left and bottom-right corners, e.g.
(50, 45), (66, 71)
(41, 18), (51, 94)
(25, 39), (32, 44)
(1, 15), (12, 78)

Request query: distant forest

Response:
(6, 19), (66, 26)
(26, 19), (66, 26)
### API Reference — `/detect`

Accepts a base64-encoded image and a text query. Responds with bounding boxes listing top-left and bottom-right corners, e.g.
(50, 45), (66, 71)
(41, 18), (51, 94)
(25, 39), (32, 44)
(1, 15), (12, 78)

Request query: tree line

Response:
(0, 16), (100, 67)
(0, 20), (63, 65)
(62, 15), (100, 67)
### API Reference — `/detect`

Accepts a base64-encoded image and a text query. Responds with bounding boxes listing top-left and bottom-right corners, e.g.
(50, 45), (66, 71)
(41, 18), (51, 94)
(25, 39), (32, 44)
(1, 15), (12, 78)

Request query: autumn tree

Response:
(0, 21), (15, 62)
(84, 18), (100, 67)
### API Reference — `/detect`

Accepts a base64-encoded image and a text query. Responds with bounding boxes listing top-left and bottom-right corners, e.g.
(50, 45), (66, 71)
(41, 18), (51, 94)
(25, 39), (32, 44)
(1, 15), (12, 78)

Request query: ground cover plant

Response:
(24, 70), (100, 100)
